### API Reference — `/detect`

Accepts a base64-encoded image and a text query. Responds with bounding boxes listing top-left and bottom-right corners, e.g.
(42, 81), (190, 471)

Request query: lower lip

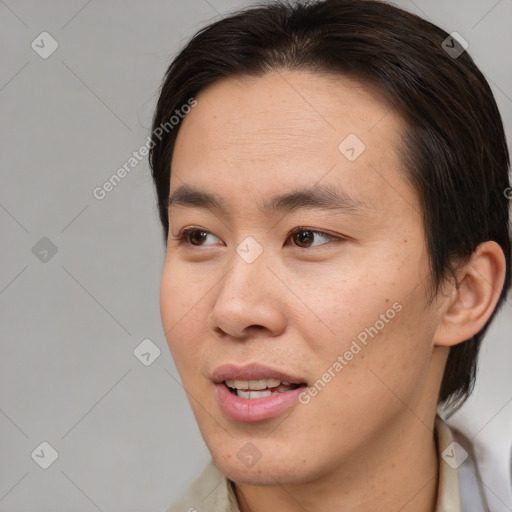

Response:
(215, 383), (305, 422)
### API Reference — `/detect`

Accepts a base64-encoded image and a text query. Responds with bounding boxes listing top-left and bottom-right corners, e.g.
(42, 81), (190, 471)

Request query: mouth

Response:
(224, 378), (304, 399)
(212, 364), (308, 422)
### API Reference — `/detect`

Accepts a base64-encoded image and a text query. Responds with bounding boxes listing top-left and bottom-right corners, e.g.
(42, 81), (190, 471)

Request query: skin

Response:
(160, 70), (506, 512)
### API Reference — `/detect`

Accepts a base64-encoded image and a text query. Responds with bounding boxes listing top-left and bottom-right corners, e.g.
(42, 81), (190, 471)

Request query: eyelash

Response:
(171, 226), (344, 249)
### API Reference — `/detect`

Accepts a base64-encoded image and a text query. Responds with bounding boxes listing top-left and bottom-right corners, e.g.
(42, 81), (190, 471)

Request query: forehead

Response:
(170, 70), (414, 218)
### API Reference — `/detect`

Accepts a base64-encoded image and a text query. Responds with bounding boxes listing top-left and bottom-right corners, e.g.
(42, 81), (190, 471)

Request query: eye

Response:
(171, 226), (341, 249)
(173, 227), (221, 246)
(288, 227), (338, 248)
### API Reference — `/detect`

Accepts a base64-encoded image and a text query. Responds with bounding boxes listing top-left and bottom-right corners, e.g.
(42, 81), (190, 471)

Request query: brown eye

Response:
(188, 230), (208, 246)
(290, 229), (334, 248)
(176, 228), (221, 247)
(292, 230), (314, 248)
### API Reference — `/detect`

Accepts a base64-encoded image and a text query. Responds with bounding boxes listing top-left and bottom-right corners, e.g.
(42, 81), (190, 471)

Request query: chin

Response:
(217, 460), (300, 486)
(210, 447), (314, 486)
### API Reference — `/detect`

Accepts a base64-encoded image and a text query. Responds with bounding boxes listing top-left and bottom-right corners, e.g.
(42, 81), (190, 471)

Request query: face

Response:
(160, 70), (447, 485)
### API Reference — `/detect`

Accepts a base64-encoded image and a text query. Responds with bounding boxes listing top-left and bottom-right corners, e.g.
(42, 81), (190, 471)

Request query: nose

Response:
(207, 249), (287, 340)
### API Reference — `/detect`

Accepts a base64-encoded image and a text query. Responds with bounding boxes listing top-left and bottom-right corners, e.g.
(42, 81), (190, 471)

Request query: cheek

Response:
(286, 262), (402, 351)
(289, 246), (434, 379)
(159, 259), (211, 367)
(304, 278), (437, 423)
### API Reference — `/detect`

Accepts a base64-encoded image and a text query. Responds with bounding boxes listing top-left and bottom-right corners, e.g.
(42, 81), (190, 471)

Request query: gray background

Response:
(1, 0), (511, 511)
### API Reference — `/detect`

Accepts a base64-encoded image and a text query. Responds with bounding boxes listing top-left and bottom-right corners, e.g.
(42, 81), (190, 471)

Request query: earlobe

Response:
(433, 241), (507, 347)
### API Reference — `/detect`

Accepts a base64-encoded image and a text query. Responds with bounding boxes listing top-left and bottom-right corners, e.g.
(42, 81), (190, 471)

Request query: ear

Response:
(433, 241), (507, 347)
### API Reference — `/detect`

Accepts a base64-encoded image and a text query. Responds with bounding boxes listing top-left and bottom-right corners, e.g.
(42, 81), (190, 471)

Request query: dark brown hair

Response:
(149, 0), (511, 410)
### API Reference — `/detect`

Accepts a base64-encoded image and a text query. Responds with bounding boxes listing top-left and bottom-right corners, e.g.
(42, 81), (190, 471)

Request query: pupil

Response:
(295, 230), (313, 247)
(190, 231), (207, 245)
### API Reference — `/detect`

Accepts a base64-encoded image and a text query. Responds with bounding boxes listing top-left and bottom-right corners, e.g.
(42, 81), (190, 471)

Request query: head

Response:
(150, 0), (510, 485)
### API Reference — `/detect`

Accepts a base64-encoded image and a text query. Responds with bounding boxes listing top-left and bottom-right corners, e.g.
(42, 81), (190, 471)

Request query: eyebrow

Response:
(168, 183), (370, 217)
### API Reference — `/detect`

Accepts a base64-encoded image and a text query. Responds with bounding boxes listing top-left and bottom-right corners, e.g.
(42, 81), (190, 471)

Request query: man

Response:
(148, 1), (511, 510)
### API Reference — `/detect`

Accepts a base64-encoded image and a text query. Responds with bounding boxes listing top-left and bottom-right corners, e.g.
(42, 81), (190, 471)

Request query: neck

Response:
(234, 413), (439, 512)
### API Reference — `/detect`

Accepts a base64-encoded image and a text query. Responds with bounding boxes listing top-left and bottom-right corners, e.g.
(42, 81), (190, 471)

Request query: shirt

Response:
(166, 416), (462, 512)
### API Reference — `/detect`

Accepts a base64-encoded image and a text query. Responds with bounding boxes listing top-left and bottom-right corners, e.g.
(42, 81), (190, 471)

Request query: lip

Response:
(212, 363), (307, 423)
(212, 363), (306, 385)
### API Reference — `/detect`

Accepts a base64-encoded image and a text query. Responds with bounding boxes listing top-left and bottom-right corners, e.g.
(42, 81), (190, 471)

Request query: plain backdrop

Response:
(1, 1), (511, 511)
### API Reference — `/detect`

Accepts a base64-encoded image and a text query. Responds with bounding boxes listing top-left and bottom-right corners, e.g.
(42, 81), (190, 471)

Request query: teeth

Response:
(223, 378), (302, 399)
(225, 378), (282, 390)
(235, 387), (293, 399)
(237, 390), (273, 399)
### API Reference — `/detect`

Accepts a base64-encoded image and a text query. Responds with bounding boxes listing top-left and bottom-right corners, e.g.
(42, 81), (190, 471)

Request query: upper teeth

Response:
(225, 378), (288, 390)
